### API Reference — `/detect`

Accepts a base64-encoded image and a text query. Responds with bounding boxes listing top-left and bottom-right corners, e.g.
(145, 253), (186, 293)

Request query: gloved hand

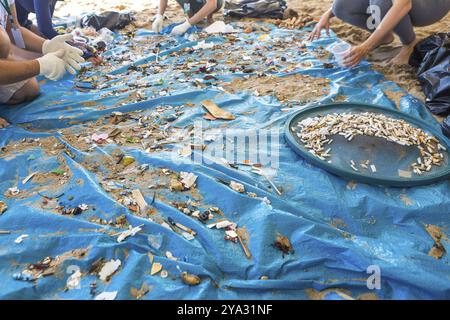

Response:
(170, 20), (191, 36)
(36, 49), (67, 81)
(42, 34), (85, 75)
(152, 14), (164, 33)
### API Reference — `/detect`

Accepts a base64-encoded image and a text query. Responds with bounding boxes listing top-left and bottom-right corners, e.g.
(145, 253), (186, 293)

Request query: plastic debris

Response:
(131, 189), (148, 213)
(117, 224), (143, 242)
(160, 270), (169, 278)
(230, 181), (245, 193)
(181, 272), (201, 286)
(192, 40), (215, 50)
(7, 187), (19, 196)
(180, 172), (198, 189)
(165, 251), (178, 261)
(202, 100), (235, 120)
(66, 270), (82, 290)
(274, 234), (294, 254)
(0, 201), (7, 215)
(13, 270), (35, 281)
(22, 172), (37, 185)
(91, 133), (109, 143)
(204, 21), (238, 34)
(15, 234), (29, 244)
(98, 259), (121, 281)
(121, 155), (135, 166)
(151, 262), (163, 275)
(95, 291), (118, 300)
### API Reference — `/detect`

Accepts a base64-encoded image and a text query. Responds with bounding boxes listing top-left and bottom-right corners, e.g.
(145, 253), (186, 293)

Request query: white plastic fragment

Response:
(204, 21), (238, 34)
(117, 224), (143, 243)
(15, 234), (29, 244)
(99, 259), (121, 281)
(230, 181), (245, 193)
(95, 291), (118, 300)
(66, 270), (82, 290)
(180, 172), (197, 189)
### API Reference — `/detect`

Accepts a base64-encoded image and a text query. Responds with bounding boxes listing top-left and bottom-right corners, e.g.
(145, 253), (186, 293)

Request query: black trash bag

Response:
(224, 0), (287, 19)
(442, 116), (450, 138)
(409, 33), (450, 117)
(80, 11), (134, 31)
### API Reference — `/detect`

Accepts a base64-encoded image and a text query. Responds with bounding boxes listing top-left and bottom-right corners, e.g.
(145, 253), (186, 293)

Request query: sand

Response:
(53, 0), (449, 105)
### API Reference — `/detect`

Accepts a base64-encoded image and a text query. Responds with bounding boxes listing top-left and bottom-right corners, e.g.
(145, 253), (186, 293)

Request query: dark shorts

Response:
(175, 0), (224, 16)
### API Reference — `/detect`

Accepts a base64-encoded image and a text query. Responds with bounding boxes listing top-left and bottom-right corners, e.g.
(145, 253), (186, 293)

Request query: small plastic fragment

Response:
(181, 272), (201, 286)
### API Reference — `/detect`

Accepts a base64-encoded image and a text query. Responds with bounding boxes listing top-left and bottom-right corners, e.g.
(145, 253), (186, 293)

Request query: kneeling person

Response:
(0, 0), (84, 105)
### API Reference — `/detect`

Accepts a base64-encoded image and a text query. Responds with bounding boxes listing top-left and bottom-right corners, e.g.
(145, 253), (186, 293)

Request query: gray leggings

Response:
(332, 0), (450, 44)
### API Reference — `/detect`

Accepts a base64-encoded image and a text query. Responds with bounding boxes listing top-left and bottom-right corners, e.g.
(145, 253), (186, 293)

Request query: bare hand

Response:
(308, 13), (331, 41)
(342, 44), (369, 68)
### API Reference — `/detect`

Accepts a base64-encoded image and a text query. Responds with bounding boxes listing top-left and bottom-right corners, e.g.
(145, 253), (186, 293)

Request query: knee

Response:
(0, 28), (11, 59)
(369, 0), (393, 15)
(8, 79), (40, 105)
(332, 0), (350, 20)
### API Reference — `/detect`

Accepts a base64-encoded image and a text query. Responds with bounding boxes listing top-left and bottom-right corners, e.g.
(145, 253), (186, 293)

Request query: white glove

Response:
(42, 34), (85, 75)
(37, 49), (67, 81)
(170, 20), (191, 36)
(152, 14), (164, 33)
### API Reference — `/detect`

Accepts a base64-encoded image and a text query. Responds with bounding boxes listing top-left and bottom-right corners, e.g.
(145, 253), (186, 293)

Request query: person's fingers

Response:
(68, 50), (85, 64)
(65, 57), (81, 71)
(65, 64), (76, 75)
(54, 49), (65, 58)
(66, 44), (84, 58)
(58, 33), (74, 43)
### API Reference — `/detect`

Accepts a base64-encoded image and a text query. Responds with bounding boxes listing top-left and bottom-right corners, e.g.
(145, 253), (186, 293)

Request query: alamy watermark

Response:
(171, 120), (281, 169)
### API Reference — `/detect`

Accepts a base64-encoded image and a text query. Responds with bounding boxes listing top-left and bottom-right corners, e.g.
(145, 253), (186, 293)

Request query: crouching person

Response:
(152, 0), (224, 36)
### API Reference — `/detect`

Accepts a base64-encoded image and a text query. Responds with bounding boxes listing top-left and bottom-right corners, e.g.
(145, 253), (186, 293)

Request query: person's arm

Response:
(308, 7), (334, 41)
(343, 0), (413, 67)
(365, 0), (413, 49)
(20, 25), (45, 52)
(0, 59), (39, 84)
(188, 0), (217, 25)
(34, 0), (58, 39)
(158, 0), (168, 15)
(9, 3), (45, 52)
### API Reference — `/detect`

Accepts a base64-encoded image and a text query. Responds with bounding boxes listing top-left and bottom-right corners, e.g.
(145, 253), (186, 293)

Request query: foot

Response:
(0, 117), (9, 128)
(207, 14), (214, 24)
(391, 38), (420, 65)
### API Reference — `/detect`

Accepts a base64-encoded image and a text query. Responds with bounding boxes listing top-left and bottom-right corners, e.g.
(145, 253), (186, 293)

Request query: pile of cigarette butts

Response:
(294, 112), (446, 175)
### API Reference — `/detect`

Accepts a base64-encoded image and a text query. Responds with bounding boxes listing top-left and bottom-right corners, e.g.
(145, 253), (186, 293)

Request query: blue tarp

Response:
(0, 23), (449, 300)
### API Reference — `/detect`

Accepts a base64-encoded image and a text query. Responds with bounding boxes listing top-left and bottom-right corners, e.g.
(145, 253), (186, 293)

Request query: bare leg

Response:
(6, 78), (40, 105)
(0, 27), (40, 105)
(391, 37), (420, 65)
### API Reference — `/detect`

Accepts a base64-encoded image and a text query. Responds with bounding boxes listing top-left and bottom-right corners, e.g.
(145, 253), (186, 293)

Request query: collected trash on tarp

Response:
(409, 33), (450, 137)
(224, 0), (287, 19)
(80, 11), (134, 31)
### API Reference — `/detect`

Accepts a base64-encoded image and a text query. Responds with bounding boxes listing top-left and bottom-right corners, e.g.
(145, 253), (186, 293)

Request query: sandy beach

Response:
(54, 0), (449, 104)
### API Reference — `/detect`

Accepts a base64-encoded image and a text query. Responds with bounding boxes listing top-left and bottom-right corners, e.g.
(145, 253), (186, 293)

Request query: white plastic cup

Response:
(328, 42), (351, 67)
